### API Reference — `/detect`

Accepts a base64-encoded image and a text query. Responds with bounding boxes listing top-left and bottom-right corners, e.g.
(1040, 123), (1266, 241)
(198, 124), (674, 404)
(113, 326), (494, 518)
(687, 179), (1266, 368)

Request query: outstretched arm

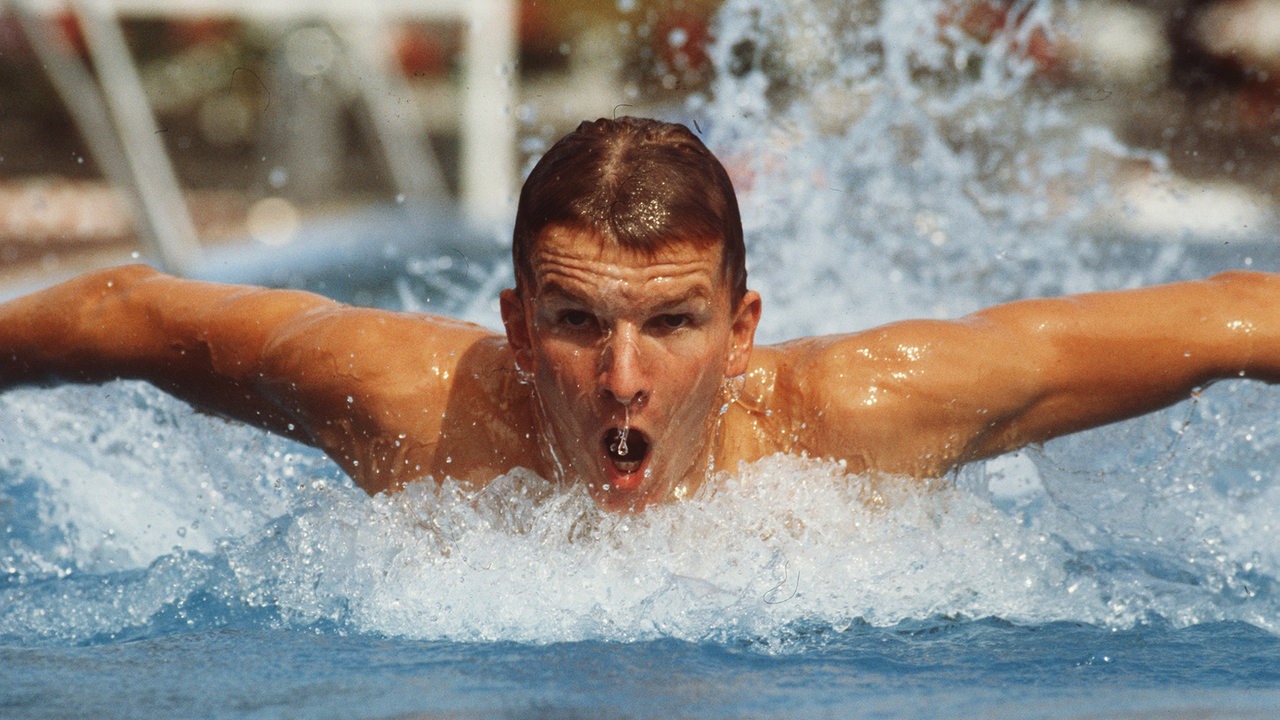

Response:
(0, 265), (507, 492)
(793, 270), (1280, 477)
(1, 264), (342, 442)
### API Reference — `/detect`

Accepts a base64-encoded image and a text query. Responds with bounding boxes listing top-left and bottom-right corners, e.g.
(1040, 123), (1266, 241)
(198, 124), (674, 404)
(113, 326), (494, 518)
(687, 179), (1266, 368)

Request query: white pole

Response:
(70, 0), (204, 276)
(460, 0), (517, 228)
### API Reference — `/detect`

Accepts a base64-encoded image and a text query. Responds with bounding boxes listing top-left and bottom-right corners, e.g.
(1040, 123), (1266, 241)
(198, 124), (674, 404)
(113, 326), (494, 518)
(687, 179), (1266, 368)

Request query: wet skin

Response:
(500, 225), (762, 510)
(3, 246), (1279, 511)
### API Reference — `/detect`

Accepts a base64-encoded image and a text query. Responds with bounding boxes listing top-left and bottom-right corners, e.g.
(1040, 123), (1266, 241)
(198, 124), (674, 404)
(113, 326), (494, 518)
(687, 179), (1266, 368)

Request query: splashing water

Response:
(4, 0), (1280, 649)
(695, 0), (1170, 337)
(613, 405), (631, 458)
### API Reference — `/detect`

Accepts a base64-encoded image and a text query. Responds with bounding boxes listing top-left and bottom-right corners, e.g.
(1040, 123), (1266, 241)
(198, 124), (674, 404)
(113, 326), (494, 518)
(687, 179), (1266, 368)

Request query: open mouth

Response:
(603, 427), (650, 475)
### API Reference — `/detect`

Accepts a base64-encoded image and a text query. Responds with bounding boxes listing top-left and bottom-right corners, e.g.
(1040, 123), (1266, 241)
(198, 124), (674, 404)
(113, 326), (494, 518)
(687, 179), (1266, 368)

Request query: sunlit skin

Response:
(2, 239), (1280, 510)
(499, 225), (761, 510)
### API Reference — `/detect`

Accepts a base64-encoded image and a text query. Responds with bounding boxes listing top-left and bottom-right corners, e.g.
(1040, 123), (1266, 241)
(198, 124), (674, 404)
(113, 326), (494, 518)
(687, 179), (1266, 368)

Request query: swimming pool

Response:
(5, 1), (1280, 717)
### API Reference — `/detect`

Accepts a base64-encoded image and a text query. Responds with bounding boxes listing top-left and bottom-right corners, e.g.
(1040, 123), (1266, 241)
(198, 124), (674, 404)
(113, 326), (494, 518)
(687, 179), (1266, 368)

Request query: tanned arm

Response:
(791, 270), (1280, 477)
(1, 264), (339, 442)
(0, 265), (505, 492)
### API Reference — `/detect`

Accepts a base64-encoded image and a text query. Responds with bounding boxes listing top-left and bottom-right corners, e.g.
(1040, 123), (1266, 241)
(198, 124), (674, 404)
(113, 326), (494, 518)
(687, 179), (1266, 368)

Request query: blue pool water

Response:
(5, 622), (1280, 719)
(6, 1), (1280, 717)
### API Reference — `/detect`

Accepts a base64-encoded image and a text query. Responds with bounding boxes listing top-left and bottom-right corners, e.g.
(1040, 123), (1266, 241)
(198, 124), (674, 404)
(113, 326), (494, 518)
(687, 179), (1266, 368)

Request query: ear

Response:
(726, 290), (762, 378)
(499, 288), (533, 370)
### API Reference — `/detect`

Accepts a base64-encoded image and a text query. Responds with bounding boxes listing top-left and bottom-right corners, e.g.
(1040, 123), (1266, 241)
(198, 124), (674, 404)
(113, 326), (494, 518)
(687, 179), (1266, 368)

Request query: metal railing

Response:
(7, 0), (517, 275)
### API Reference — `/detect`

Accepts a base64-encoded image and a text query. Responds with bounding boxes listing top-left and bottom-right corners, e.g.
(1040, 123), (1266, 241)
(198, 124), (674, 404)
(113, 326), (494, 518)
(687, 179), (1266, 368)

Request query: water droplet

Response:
(612, 405), (631, 456)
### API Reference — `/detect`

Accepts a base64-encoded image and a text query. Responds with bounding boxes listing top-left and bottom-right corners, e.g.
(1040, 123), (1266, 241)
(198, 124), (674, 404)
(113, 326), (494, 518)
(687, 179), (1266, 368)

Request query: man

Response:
(1, 117), (1277, 511)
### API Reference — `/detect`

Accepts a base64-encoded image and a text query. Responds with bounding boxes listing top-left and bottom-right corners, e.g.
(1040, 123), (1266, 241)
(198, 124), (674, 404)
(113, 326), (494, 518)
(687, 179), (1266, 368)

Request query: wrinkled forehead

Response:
(524, 225), (728, 298)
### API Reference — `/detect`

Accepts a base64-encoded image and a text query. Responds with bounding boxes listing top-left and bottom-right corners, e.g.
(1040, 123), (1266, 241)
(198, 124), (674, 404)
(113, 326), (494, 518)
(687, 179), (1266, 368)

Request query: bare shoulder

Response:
(745, 320), (1030, 477)
(98, 264), (508, 392)
(732, 273), (1280, 479)
(260, 302), (501, 378)
(756, 322), (962, 414)
(122, 267), (517, 479)
(246, 296), (521, 491)
(256, 301), (509, 423)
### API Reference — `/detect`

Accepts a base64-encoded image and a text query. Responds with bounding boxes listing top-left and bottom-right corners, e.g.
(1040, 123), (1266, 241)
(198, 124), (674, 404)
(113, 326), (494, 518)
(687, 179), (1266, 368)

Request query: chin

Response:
(591, 457), (702, 512)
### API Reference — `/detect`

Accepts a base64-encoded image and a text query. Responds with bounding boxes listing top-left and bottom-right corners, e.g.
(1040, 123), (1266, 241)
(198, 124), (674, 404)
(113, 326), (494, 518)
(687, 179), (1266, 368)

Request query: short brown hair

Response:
(512, 117), (747, 301)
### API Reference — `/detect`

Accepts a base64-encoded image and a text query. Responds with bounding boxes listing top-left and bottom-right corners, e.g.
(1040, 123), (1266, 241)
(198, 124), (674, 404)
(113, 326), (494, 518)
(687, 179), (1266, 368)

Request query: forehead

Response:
(528, 226), (725, 301)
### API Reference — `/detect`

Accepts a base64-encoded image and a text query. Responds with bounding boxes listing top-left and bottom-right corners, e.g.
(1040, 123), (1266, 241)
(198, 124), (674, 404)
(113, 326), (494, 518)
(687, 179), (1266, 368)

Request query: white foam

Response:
(200, 454), (1110, 643)
(0, 384), (301, 576)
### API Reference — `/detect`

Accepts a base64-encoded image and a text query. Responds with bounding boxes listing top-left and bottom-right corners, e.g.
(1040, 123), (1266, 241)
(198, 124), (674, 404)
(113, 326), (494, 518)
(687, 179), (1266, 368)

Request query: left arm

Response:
(789, 270), (1280, 477)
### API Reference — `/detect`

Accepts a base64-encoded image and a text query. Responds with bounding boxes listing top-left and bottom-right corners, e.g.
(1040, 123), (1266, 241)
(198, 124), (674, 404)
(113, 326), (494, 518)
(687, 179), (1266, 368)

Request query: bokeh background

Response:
(0, 0), (1277, 291)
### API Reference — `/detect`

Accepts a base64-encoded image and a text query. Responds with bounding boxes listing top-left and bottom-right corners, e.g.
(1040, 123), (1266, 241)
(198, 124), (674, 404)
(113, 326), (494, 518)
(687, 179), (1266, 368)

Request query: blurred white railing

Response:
(7, 0), (517, 275)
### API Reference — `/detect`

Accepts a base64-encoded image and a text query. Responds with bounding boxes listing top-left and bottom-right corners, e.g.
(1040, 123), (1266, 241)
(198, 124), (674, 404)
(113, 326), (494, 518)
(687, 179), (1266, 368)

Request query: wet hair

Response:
(512, 117), (747, 302)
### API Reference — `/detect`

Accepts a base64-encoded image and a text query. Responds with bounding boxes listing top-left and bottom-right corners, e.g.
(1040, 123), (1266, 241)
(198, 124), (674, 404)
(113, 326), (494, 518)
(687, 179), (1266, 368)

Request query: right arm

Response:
(0, 264), (502, 472)
(1, 264), (344, 442)
(1, 264), (522, 493)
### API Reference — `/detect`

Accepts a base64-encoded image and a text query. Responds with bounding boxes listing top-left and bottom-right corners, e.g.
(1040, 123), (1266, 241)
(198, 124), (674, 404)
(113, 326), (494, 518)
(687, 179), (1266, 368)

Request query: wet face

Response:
(501, 226), (761, 511)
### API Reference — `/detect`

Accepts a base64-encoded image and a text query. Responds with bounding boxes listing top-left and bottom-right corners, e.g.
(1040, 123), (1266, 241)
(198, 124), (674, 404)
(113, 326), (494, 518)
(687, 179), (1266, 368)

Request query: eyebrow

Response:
(534, 281), (588, 305)
(536, 280), (715, 311)
(652, 288), (714, 312)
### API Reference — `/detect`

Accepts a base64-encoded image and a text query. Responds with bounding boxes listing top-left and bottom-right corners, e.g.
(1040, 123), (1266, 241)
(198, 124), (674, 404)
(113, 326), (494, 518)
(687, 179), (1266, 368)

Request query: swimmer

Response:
(2, 117), (1279, 511)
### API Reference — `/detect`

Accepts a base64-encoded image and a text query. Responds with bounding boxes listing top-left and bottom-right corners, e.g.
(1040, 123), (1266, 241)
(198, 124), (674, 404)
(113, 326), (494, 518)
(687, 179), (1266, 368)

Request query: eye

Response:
(557, 310), (595, 329)
(653, 314), (692, 331)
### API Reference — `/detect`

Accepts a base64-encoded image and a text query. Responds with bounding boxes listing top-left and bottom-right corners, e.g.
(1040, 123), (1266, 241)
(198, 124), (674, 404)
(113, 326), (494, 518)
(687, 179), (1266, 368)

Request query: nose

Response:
(598, 325), (649, 407)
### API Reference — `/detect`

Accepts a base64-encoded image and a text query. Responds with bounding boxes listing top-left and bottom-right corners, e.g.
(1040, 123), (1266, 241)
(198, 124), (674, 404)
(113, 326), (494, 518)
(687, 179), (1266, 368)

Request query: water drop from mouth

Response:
(612, 406), (630, 457)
